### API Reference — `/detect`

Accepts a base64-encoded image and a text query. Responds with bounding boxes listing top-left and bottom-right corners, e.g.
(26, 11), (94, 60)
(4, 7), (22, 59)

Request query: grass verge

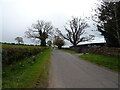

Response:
(3, 48), (52, 88)
(61, 49), (77, 53)
(80, 54), (119, 72)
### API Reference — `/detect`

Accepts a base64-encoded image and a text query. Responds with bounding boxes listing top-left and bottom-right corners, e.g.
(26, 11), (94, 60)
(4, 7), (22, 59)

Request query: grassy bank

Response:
(80, 54), (119, 72)
(3, 48), (52, 88)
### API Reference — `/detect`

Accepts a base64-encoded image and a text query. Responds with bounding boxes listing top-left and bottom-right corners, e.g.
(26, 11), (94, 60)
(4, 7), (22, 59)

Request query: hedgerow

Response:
(2, 46), (48, 65)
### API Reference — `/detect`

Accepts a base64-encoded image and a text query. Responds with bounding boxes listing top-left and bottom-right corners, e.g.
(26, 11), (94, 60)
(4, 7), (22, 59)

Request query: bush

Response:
(2, 46), (48, 65)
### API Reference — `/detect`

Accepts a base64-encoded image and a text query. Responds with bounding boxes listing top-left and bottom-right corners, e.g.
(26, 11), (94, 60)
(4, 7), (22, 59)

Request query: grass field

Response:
(2, 43), (52, 88)
(80, 54), (119, 72)
(2, 43), (40, 48)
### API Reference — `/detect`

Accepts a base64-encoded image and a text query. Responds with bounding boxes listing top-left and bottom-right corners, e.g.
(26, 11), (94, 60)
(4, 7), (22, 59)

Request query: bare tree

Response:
(57, 17), (94, 47)
(15, 37), (24, 44)
(25, 20), (53, 46)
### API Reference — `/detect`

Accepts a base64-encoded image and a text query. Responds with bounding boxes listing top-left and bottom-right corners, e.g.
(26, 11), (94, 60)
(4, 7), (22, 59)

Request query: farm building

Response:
(70, 42), (106, 53)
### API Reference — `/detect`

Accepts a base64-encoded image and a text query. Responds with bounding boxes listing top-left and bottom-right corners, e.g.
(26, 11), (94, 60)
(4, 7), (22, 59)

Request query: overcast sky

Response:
(1, 0), (105, 46)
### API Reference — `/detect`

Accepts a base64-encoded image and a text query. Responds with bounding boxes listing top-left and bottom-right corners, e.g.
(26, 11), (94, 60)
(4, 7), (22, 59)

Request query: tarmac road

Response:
(48, 49), (118, 88)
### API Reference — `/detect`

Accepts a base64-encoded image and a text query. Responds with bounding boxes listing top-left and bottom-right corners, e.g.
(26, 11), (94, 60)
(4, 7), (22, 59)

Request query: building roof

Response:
(70, 42), (106, 48)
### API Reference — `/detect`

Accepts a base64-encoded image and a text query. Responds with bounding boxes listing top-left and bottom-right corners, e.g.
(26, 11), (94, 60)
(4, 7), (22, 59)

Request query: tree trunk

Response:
(41, 39), (46, 46)
(58, 46), (62, 49)
(73, 43), (77, 47)
(18, 41), (20, 44)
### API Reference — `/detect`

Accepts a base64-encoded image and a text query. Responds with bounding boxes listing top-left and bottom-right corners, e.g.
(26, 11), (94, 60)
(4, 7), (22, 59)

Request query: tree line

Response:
(24, 17), (93, 49)
(15, 1), (120, 48)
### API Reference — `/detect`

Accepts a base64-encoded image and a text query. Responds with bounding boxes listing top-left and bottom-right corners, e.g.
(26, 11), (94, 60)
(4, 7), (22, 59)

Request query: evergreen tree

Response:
(95, 1), (120, 47)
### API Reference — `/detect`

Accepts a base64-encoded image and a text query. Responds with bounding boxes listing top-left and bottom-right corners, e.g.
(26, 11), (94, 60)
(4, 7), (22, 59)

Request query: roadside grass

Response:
(61, 49), (78, 53)
(3, 48), (52, 88)
(80, 54), (119, 72)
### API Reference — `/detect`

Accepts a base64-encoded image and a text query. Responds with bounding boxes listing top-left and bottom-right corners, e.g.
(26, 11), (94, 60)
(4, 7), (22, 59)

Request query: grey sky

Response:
(1, 0), (105, 46)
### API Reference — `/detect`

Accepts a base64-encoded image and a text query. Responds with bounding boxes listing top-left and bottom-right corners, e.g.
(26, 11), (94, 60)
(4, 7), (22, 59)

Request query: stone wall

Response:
(88, 46), (120, 57)
(70, 46), (120, 57)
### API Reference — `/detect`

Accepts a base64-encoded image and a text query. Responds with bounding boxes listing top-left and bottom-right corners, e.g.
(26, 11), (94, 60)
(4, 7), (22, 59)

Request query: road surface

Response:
(49, 49), (118, 88)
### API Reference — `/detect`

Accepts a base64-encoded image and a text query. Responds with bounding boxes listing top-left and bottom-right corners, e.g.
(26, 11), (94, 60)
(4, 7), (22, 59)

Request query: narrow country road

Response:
(48, 49), (118, 88)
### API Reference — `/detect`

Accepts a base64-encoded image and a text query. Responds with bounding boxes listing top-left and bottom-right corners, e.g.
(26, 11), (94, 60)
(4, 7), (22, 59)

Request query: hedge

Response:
(2, 46), (48, 65)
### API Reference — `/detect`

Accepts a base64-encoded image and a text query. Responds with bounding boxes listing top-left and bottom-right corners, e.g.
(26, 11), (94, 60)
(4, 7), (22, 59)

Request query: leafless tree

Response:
(57, 17), (94, 47)
(15, 37), (24, 44)
(25, 20), (53, 46)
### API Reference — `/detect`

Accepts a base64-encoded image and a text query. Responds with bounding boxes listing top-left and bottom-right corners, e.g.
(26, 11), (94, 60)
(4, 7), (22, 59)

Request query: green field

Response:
(2, 43), (39, 47)
(80, 54), (119, 72)
(2, 43), (52, 88)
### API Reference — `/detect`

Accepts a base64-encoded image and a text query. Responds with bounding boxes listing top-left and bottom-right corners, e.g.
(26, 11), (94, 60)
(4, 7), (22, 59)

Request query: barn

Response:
(70, 42), (106, 53)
